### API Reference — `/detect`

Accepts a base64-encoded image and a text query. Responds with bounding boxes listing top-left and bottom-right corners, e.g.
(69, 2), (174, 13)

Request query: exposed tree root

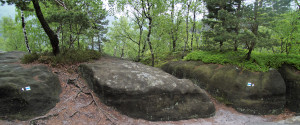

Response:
(69, 111), (79, 118)
(30, 113), (59, 124)
(70, 75), (118, 123)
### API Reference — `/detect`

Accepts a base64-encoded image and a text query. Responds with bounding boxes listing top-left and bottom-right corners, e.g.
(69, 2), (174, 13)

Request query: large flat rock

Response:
(79, 57), (215, 121)
(0, 52), (61, 120)
(162, 61), (286, 115)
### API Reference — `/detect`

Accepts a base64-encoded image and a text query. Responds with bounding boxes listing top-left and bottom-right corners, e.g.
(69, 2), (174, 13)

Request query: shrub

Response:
(184, 50), (300, 72)
(21, 49), (101, 65)
(21, 52), (40, 64)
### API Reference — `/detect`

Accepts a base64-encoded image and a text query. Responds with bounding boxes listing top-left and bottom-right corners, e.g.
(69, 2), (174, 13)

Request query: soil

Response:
(0, 62), (295, 125)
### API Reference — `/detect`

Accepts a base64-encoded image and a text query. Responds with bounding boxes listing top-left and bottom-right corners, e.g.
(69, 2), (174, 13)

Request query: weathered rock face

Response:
(79, 57), (215, 121)
(0, 51), (25, 63)
(279, 65), (300, 114)
(162, 61), (286, 115)
(0, 52), (61, 120)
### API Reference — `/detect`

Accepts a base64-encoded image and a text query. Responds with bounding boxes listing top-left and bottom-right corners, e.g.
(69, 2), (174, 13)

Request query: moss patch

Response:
(184, 50), (300, 72)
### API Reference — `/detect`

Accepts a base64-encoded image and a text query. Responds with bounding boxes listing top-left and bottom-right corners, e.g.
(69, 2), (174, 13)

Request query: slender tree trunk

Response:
(220, 41), (223, 52)
(68, 23), (73, 49)
(147, 18), (154, 66)
(61, 24), (64, 52)
(246, 44), (254, 60)
(77, 36), (80, 49)
(234, 0), (241, 51)
(91, 37), (94, 50)
(171, 0), (176, 52)
(137, 26), (143, 61)
(182, 3), (190, 58)
(21, 10), (31, 53)
(280, 38), (284, 53)
(141, 41), (146, 57)
(113, 46), (117, 57)
(191, 8), (196, 51)
(246, 0), (259, 60)
(98, 35), (101, 52)
(32, 0), (59, 55)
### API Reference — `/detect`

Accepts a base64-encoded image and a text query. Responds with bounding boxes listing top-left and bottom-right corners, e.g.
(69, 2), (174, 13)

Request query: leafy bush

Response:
(21, 49), (101, 65)
(184, 50), (300, 72)
(21, 52), (40, 64)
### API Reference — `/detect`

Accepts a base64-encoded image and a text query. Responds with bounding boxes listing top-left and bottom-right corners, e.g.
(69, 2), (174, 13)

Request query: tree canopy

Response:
(0, 0), (299, 68)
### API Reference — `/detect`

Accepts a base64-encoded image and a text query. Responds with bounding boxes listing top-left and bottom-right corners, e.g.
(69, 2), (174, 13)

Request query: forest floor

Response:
(0, 62), (296, 125)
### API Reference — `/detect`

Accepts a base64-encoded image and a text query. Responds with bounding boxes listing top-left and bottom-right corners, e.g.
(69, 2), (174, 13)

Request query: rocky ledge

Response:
(79, 57), (215, 121)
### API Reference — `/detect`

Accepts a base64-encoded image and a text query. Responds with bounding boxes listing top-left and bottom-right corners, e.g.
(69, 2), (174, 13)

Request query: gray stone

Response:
(79, 57), (215, 121)
(278, 116), (300, 124)
(0, 51), (25, 63)
(162, 61), (286, 115)
(278, 65), (300, 113)
(0, 52), (61, 120)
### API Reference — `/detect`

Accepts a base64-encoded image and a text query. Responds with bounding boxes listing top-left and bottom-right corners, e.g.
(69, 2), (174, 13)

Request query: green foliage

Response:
(184, 50), (300, 72)
(21, 52), (40, 64)
(21, 49), (101, 65)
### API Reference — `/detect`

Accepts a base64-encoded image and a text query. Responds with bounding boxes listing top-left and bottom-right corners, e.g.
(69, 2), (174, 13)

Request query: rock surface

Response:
(0, 52), (61, 120)
(279, 65), (300, 114)
(162, 61), (286, 115)
(79, 57), (215, 121)
(0, 51), (25, 63)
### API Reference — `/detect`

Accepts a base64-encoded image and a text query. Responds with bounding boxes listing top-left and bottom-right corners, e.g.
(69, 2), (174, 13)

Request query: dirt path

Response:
(0, 63), (295, 125)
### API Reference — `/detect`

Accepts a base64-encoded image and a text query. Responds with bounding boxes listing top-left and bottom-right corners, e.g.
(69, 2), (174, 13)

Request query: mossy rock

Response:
(279, 65), (300, 113)
(162, 61), (286, 115)
(0, 52), (61, 120)
(0, 64), (61, 120)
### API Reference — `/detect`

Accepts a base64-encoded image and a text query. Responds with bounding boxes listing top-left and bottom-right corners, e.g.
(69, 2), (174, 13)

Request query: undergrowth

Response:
(21, 49), (101, 66)
(184, 50), (300, 72)
(140, 51), (186, 67)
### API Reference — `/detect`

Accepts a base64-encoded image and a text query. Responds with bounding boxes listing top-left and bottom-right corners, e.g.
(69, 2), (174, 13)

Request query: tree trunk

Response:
(171, 0), (176, 52)
(61, 24), (64, 52)
(246, 45), (254, 60)
(234, 0), (241, 51)
(98, 36), (101, 52)
(219, 41), (223, 52)
(137, 26), (143, 61)
(21, 10), (31, 53)
(68, 23), (73, 49)
(32, 0), (60, 55)
(247, 0), (259, 60)
(141, 41), (146, 57)
(91, 37), (94, 50)
(234, 40), (238, 51)
(78, 36), (80, 49)
(147, 18), (154, 66)
(182, 2), (190, 58)
(191, 8), (196, 51)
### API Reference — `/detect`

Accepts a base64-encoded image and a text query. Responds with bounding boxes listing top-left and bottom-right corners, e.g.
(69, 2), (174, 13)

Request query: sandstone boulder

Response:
(162, 61), (286, 115)
(79, 57), (215, 121)
(0, 52), (61, 120)
(279, 65), (300, 114)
